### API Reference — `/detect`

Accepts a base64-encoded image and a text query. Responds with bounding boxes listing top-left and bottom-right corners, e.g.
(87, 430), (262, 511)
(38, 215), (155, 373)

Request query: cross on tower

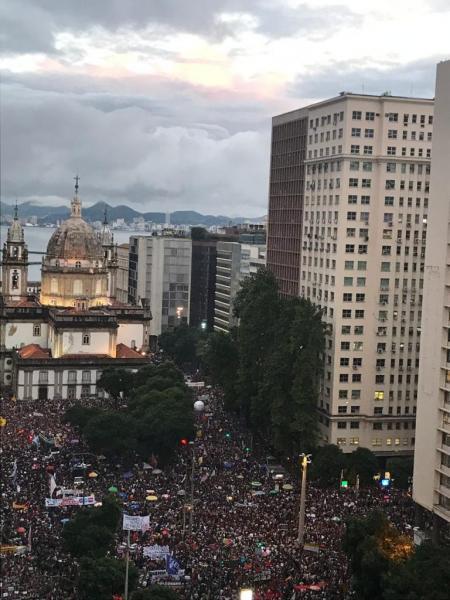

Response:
(74, 174), (80, 195)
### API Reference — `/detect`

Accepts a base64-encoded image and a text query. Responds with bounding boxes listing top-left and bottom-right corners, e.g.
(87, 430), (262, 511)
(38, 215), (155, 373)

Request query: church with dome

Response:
(0, 183), (152, 401)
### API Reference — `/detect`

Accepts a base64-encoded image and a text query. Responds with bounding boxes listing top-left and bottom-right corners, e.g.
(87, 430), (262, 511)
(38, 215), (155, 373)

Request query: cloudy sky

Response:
(1, 0), (449, 217)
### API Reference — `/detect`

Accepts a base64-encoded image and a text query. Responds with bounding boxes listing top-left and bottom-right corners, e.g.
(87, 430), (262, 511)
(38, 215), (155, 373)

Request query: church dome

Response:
(47, 217), (104, 260)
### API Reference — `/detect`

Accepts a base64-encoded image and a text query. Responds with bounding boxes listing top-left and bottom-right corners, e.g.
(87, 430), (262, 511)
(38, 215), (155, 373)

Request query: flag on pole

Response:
(166, 554), (180, 575)
(122, 514), (150, 531)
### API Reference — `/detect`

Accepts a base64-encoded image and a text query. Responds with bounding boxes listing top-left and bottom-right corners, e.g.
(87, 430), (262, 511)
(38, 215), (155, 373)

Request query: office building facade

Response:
(267, 109), (308, 297)
(269, 92), (433, 453)
(214, 241), (266, 333)
(128, 235), (192, 340)
(413, 61), (450, 527)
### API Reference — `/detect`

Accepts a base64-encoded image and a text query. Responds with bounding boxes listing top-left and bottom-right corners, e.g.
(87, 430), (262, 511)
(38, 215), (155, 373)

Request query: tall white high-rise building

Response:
(413, 60), (450, 528)
(269, 92), (434, 453)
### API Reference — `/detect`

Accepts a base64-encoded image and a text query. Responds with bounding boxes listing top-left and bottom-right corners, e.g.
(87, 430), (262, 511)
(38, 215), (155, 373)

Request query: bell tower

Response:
(2, 203), (28, 300)
(98, 206), (118, 301)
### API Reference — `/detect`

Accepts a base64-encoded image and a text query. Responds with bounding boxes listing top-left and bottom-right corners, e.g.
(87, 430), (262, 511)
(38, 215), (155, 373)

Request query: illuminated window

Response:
(336, 438), (347, 446)
(374, 391), (384, 401)
(372, 438), (382, 446)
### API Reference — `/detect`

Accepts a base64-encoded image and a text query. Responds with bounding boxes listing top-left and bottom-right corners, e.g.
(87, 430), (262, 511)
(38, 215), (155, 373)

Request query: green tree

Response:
(98, 368), (135, 401)
(131, 586), (180, 599)
(159, 324), (199, 367)
(234, 268), (281, 429)
(63, 405), (101, 431)
(343, 511), (413, 600)
(83, 412), (137, 457)
(346, 447), (379, 485)
(287, 298), (325, 452)
(383, 543), (450, 600)
(63, 518), (114, 559)
(310, 444), (346, 486)
(136, 394), (194, 462)
(63, 496), (121, 559)
(132, 362), (184, 389)
(202, 330), (239, 411)
(78, 557), (138, 600)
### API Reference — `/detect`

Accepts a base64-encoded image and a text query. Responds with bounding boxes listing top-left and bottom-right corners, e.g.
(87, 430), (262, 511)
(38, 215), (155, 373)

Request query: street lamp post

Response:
(188, 399), (205, 535)
(297, 453), (312, 546)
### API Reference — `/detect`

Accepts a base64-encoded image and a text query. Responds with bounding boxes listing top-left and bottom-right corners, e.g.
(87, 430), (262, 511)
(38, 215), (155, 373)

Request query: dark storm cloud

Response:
(289, 57), (439, 100)
(0, 0), (360, 54)
(0, 78), (271, 216)
(0, 70), (276, 134)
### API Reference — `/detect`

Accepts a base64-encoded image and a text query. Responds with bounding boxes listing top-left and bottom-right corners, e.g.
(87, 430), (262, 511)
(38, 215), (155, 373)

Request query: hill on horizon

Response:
(0, 201), (264, 227)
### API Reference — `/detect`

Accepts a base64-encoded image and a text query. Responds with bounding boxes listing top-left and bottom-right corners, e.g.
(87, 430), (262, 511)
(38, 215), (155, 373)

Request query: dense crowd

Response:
(0, 383), (415, 599)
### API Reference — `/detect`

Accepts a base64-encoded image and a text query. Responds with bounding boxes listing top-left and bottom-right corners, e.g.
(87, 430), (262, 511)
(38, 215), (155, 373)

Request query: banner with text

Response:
(143, 545), (170, 559)
(123, 514), (150, 531)
(45, 496), (95, 507)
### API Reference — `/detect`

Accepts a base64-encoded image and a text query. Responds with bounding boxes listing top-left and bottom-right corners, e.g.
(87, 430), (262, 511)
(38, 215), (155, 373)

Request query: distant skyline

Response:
(1, 0), (449, 217)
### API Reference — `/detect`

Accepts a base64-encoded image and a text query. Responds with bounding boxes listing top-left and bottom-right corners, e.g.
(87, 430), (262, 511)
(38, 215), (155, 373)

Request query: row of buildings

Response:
(265, 61), (450, 529)
(113, 225), (266, 341)
(0, 200), (266, 398)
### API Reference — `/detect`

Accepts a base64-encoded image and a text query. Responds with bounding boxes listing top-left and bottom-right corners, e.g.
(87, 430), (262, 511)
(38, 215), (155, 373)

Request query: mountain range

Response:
(0, 201), (264, 227)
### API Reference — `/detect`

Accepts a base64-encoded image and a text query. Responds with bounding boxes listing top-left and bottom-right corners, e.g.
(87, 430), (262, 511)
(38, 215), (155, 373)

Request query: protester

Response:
(0, 380), (414, 599)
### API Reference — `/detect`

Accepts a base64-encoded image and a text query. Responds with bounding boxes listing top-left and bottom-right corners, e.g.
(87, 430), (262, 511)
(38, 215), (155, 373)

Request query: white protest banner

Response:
(123, 514), (150, 531)
(45, 496), (95, 508)
(143, 545), (170, 560)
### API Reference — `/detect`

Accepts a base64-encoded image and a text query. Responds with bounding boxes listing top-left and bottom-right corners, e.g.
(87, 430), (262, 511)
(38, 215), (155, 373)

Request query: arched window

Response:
(11, 270), (19, 289)
(75, 261), (81, 269)
(82, 333), (91, 345)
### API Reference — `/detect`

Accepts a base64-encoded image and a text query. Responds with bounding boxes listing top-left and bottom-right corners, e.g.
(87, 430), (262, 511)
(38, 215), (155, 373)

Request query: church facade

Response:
(0, 187), (152, 401)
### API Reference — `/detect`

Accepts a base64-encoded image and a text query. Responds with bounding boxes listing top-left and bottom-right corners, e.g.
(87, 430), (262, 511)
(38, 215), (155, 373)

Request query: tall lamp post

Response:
(188, 399), (205, 535)
(297, 453), (312, 546)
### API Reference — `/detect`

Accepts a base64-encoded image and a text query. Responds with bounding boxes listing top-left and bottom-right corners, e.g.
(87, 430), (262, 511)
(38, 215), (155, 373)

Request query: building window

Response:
(82, 333), (91, 345)
(75, 261), (81, 269)
(82, 370), (91, 383)
(68, 370), (77, 384)
(337, 421), (347, 429)
(337, 438), (347, 446)
(33, 324), (41, 337)
(39, 371), (48, 384)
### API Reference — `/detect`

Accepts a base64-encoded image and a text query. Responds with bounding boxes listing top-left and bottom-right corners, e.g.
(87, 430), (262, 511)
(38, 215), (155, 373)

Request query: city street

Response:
(0, 383), (415, 599)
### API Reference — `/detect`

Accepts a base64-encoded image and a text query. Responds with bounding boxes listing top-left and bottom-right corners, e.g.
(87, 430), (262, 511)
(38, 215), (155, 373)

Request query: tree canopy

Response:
(77, 557), (138, 600)
(131, 586), (180, 600)
(204, 268), (325, 454)
(64, 362), (193, 464)
(343, 511), (415, 600)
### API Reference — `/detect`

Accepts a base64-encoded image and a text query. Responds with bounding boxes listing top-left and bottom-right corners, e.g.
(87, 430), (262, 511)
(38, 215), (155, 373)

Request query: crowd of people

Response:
(0, 376), (416, 599)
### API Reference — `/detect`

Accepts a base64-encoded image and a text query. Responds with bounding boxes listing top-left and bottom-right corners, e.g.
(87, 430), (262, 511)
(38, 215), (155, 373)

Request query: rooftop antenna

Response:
(74, 174), (80, 196)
